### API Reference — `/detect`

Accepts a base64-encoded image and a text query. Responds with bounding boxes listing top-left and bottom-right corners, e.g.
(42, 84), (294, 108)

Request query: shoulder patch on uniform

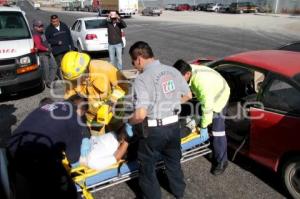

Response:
(162, 79), (175, 94)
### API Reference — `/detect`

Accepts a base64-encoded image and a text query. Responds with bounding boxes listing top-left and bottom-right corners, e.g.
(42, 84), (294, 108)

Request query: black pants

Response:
(138, 122), (186, 199)
(54, 53), (65, 80)
(212, 110), (228, 164)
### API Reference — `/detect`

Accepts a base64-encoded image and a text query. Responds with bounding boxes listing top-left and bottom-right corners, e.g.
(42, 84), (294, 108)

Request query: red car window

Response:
(262, 78), (300, 114)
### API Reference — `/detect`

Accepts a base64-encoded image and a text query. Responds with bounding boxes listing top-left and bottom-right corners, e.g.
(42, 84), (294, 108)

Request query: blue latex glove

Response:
(80, 138), (91, 157)
(125, 123), (133, 137)
(201, 128), (209, 141)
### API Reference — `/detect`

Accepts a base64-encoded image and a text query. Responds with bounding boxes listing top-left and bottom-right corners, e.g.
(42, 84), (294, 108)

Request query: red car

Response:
(194, 50), (300, 198)
(175, 4), (191, 11)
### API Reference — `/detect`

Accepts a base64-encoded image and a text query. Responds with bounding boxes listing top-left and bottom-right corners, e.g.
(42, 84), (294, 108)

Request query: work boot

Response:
(211, 161), (228, 176)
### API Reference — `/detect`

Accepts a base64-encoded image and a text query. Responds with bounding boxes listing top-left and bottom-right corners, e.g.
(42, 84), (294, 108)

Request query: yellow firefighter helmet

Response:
(61, 51), (91, 80)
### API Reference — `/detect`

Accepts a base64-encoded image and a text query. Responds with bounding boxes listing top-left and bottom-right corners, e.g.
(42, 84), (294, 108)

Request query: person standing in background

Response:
(107, 11), (127, 70)
(45, 15), (74, 79)
(32, 19), (57, 88)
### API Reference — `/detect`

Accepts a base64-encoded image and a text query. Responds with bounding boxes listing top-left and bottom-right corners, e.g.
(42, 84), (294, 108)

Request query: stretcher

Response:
(70, 131), (211, 197)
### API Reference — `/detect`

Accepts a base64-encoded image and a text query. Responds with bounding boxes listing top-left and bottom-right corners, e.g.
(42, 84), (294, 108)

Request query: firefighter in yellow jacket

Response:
(61, 51), (128, 134)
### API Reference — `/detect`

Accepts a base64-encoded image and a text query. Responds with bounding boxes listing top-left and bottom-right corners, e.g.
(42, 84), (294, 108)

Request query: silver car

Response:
(141, 7), (162, 16)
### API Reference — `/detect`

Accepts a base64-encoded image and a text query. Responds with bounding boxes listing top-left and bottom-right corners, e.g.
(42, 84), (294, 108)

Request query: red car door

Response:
(248, 76), (300, 171)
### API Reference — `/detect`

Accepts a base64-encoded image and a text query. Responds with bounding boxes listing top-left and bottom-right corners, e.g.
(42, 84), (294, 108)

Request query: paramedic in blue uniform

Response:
(128, 41), (192, 199)
(6, 94), (89, 199)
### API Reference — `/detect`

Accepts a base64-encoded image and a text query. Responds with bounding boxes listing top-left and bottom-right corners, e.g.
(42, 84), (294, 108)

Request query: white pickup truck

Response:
(99, 0), (138, 18)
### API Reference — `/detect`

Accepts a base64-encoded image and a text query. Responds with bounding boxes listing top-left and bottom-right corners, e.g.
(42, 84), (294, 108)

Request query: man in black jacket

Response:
(107, 11), (127, 70)
(45, 15), (74, 79)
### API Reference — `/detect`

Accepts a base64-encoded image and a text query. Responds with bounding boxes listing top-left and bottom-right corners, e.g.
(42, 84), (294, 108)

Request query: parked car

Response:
(0, 6), (43, 95)
(142, 7), (162, 16)
(219, 4), (230, 13)
(165, 4), (176, 10)
(229, 2), (258, 13)
(70, 17), (126, 52)
(190, 5), (197, 11)
(277, 41), (300, 52)
(206, 3), (223, 12)
(175, 4), (191, 11)
(196, 3), (206, 11)
(193, 50), (300, 199)
(202, 3), (214, 11)
(98, 9), (110, 17)
(257, 5), (272, 13)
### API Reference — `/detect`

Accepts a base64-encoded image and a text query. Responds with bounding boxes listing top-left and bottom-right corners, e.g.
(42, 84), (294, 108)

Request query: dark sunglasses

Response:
(37, 25), (44, 28)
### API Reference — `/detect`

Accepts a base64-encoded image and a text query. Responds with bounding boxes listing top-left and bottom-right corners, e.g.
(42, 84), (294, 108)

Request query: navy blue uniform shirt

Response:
(8, 102), (86, 163)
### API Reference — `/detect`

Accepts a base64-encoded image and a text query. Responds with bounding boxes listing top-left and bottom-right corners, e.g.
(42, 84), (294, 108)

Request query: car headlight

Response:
(19, 56), (31, 65)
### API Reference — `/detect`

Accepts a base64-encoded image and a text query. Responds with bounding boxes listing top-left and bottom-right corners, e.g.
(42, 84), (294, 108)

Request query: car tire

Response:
(239, 10), (243, 14)
(282, 157), (300, 199)
(158, 14), (160, 16)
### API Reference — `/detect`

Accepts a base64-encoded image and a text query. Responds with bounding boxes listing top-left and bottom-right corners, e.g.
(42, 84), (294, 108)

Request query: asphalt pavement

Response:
(0, 1), (298, 198)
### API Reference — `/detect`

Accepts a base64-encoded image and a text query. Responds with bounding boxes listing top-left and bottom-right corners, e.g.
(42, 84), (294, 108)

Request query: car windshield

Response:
(0, 11), (31, 41)
(85, 19), (107, 29)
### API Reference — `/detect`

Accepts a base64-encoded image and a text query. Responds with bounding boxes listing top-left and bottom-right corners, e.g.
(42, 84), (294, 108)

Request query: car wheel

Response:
(282, 157), (300, 199)
(158, 14), (160, 16)
(239, 10), (243, 14)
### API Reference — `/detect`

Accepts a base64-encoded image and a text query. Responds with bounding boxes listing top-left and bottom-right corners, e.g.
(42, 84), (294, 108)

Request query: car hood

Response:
(190, 56), (216, 65)
(0, 39), (33, 59)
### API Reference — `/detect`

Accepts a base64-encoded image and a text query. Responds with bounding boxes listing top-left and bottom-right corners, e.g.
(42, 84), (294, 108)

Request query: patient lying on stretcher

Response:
(79, 124), (132, 170)
(78, 116), (200, 171)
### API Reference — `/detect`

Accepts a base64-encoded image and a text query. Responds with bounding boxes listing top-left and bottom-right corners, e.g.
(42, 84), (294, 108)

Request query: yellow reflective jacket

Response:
(190, 64), (230, 128)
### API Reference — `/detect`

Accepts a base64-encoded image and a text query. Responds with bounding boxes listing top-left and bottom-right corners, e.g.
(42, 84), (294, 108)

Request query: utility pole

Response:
(141, 0), (145, 8)
(160, 0), (164, 8)
(274, 0), (279, 14)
